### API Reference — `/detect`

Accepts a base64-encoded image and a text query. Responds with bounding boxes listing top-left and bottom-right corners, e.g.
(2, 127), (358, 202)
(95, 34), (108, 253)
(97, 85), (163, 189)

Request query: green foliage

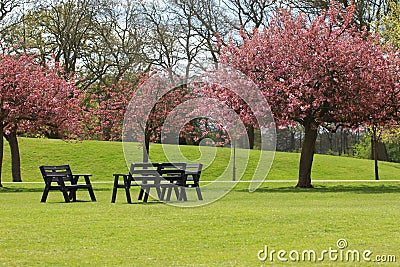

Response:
(386, 142), (400, 163)
(353, 136), (400, 163)
(353, 136), (371, 160)
(382, 2), (400, 49)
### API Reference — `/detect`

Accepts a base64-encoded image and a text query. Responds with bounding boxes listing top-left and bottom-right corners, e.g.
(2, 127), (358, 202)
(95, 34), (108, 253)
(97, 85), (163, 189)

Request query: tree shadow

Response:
(0, 186), (111, 193)
(0, 186), (44, 193)
(237, 184), (400, 194)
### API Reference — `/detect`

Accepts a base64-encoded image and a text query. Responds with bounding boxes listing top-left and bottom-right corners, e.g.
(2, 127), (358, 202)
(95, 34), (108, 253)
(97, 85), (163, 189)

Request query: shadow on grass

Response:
(239, 184), (400, 194)
(0, 186), (44, 193)
(126, 201), (164, 205)
(43, 200), (97, 204)
(0, 186), (111, 193)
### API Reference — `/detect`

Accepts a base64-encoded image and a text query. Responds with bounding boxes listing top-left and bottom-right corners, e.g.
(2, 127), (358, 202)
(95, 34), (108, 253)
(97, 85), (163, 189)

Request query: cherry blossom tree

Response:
(0, 53), (82, 186)
(90, 71), (191, 161)
(221, 2), (400, 187)
(87, 80), (137, 141)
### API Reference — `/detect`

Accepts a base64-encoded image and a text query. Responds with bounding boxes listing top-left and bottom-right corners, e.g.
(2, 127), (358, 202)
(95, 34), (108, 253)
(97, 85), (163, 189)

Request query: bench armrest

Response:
(72, 174), (93, 184)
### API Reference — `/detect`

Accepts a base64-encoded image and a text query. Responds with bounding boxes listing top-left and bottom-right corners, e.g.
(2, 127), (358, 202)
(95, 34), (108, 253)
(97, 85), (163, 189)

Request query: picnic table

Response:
(111, 162), (203, 203)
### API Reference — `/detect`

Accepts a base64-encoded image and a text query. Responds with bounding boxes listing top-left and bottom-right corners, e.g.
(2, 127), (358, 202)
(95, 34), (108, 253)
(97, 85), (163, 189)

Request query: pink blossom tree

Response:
(87, 80), (137, 141)
(124, 74), (192, 162)
(90, 72), (191, 161)
(192, 81), (260, 148)
(0, 53), (82, 186)
(221, 3), (400, 187)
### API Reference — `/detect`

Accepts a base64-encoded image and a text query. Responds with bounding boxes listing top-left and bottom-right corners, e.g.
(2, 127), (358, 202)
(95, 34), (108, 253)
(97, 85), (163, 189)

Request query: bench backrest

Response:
(40, 165), (73, 183)
(129, 162), (187, 183)
(157, 162), (186, 182)
(129, 163), (161, 183)
(186, 163), (203, 174)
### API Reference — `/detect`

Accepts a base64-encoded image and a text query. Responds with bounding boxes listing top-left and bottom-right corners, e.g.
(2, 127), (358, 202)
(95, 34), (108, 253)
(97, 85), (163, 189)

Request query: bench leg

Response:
(138, 188), (144, 200)
(173, 186), (179, 200)
(143, 187), (150, 202)
(88, 187), (96, 201)
(178, 187), (187, 201)
(111, 186), (118, 203)
(196, 187), (203, 200)
(69, 189), (77, 202)
(111, 176), (119, 203)
(111, 186), (127, 203)
(156, 186), (161, 199)
(124, 186), (131, 204)
(61, 188), (71, 203)
(41, 186), (50, 203)
(124, 176), (132, 204)
(160, 187), (166, 201)
(166, 186), (172, 201)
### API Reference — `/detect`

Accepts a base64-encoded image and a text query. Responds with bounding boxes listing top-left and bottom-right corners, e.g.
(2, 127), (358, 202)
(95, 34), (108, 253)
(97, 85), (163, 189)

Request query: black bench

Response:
(157, 162), (186, 201)
(111, 162), (187, 203)
(40, 165), (96, 203)
(178, 163), (203, 201)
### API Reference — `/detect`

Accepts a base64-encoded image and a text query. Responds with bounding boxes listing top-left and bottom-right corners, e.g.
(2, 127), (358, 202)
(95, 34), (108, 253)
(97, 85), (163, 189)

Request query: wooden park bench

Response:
(111, 162), (187, 203)
(40, 165), (96, 203)
(178, 163), (203, 201)
(157, 162), (186, 201)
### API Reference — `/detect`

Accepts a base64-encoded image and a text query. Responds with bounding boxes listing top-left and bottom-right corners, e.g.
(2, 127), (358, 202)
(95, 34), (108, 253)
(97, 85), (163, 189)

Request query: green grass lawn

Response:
(0, 138), (399, 266)
(1, 137), (400, 182)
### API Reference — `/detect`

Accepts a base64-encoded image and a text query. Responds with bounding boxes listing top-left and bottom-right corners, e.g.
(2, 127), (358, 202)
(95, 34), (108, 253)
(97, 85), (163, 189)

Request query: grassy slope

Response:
(1, 137), (399, 182)
(0, 138), (399, 266)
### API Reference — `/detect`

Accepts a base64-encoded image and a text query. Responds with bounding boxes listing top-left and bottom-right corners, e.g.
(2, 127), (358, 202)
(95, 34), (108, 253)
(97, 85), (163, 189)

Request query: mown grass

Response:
(0, 138), (399, 266)
(1, 138), (400, 182)
(0, 182), (399, 266)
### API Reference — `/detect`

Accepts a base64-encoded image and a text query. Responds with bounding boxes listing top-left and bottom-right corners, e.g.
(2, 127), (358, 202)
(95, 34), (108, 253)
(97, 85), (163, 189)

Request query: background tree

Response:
(0, 0), (19, 23)
(222, 0), (279, 30)
(221, 3), (400, 187)
(87, 79), (137, 141)
(171, 0), (232, 71)
(84, 1), (150, 89)
(381, 1), (400, 48)
(20, 0), (97, 75)
(284, 0), (394, 31)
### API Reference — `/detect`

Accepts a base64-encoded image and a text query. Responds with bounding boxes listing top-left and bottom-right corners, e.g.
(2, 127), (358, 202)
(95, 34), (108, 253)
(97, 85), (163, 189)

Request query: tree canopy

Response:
(220, 2), (400, 187)
(0, 53), (82, 185)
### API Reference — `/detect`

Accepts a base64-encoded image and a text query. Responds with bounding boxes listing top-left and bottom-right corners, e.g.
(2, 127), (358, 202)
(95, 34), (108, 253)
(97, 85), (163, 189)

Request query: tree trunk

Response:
(289, 131), (295, 152)
(374, 155), (379, 180)
(0, 128), (3, 187)
(297, 123), (317, 188)
(371, 129), (380, 181)
(247, 125), (254, 149)
(5, 131), (22, 182)
(143, 134), (150, 163)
